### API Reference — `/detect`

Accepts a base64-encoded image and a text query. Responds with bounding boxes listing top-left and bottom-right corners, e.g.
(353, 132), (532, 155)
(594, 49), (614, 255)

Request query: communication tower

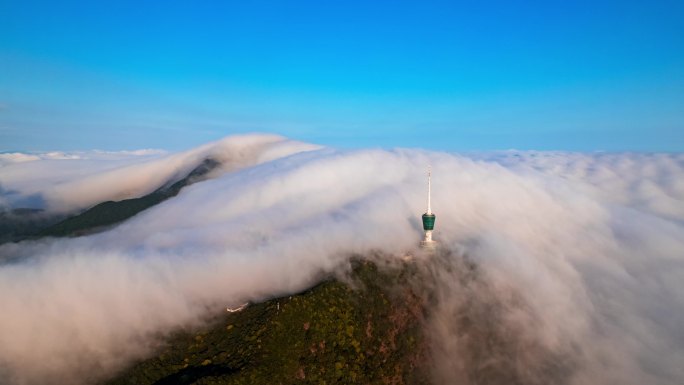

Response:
(420, 166), (437, 250)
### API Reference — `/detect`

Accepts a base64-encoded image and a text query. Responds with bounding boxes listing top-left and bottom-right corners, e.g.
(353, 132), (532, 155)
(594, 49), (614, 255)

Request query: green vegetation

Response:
(104, 259), (430, 385)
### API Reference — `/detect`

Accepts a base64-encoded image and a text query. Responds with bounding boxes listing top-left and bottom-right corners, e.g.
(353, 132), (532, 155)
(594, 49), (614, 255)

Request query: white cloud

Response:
(470, 151), (684, 222)
(0, 137), (682, 384)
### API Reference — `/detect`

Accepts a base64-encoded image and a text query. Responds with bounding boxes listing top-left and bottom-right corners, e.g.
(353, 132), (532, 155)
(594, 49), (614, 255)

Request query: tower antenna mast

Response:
(427, 165), (432, 215)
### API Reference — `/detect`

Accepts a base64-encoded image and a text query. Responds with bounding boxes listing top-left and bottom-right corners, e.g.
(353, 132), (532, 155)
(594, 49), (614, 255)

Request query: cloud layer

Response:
(0, 134), (320, 213)
(0, 136), (683, 384)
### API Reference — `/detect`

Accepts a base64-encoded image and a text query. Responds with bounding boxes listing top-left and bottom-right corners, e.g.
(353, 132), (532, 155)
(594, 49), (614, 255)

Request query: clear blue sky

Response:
(1, 0), (683, 152)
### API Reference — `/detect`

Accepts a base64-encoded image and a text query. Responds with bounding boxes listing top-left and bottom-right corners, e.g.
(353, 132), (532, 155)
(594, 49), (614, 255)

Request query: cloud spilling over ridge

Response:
(0, 134), (321, 213)
(0, 136), (683, 384)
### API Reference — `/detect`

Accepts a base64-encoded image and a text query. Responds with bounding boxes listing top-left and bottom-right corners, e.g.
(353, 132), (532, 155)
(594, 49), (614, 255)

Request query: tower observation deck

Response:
(420, 166), (437, 250)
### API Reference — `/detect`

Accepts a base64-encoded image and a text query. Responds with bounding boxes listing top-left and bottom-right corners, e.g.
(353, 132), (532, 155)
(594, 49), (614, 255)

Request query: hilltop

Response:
(103, 258), (431, 385)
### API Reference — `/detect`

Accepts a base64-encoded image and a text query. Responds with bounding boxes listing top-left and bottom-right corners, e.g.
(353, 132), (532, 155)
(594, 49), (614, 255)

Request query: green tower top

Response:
(422, 213), (435, 231)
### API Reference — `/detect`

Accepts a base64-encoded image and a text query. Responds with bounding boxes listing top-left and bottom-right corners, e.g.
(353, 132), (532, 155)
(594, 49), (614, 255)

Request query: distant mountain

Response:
(39, 158), (220, 237)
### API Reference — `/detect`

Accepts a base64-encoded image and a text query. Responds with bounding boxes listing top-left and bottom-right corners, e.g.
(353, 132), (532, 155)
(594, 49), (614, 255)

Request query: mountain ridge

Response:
(0, 158), (221, 243)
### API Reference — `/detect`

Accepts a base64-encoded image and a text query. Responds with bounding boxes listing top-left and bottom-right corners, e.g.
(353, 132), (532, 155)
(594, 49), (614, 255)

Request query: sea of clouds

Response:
(0, 134), (682, 384)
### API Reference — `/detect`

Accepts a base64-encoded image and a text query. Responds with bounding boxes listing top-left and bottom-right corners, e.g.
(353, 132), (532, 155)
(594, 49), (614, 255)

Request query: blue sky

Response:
(1, 0), (683, 152)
